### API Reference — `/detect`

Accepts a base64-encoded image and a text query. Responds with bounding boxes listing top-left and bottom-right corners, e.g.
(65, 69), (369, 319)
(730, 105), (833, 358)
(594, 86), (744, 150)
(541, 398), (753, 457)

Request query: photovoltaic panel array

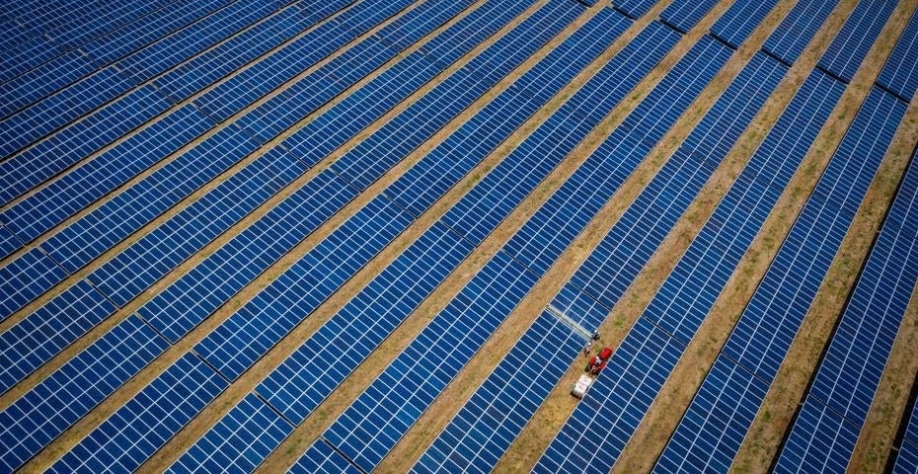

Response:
(878, 6), (918, 102)
(40, 2), (587, 471)
(773, 96), (918, 472)
(817, 0), (897, 83)
(169, 6), (637, 472)
(763, 0), (840, 65)
(613, 0), (658, 20)
(710, 0), (778, 49)
(165, 394), (294, 473)
(657, 86), (908, 474)
(49, 353), (229, 473)
(415, 50), (789, 474)
(894, 400), (918, 473)
(300, 34), (731, 473)
(535, 70), (848, 474)
(0, 0), (488, 348)
(0, 315), (169, 472)
(659, 0), (718, 34)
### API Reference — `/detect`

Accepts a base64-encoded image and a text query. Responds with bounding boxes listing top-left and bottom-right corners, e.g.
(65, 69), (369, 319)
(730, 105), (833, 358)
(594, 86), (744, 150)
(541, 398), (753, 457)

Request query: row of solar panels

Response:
(2, 0), (918, 472)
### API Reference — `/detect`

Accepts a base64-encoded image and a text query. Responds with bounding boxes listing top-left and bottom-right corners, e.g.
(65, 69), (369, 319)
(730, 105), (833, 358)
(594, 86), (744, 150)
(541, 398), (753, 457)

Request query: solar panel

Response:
(0, 280), (116, 395)
(0, 315), (168, 472)
(414, 313), (584, 473)
(0, 51), (99, 119)
(0, 83), (172, 205)
(1, 104), (215, 244)
(0, 225), (21, 260)
(41, 124), (261, 274)
(166, 394), (294, 473)
(710, 0), (779, 48)
(48, 353), (228, 474)
(413, 51), (789, 474)
(878, 6), (918, 102)
(895, 403), (918, 473)
(0, 248), (67, 321)
(289, 440), (362, 474)
(534, 70), (848, 474)
(818, 0), (897, 83)
(659, 0), (718, 33)
(763, 0), (840, 65)
(614, 0), (659, 20)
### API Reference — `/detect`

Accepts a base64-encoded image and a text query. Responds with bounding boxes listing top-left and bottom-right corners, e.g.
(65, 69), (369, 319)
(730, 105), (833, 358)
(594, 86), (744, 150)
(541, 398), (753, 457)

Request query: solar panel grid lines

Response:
(710, 0), (780, 49)
(0, 83), (173, 208)
(52, 0), (181, 52)
(534, 69), (849, 474)
(0, 280), (116, 395)
(817, 0), (899, 84)
(25, 4), (581, 468)
(412, 313), (585, 474)
(1, 104), (216, 245)
(613, 0), (660, 20)
(187, 0), (418, 123)
(134, 170), (360, 345)
(115, 0), (291, 84)
(0, 66), (147, 162)
(86, 146), (308, 309)
(0, 314), (169, 472)
(0, 225), (22, 259)
(289, 439), (362, 474)
(878, 4), (918, 103)
(501, 35), (733, 278)
(763, 0), (841, 65)
(415, 51), (789, 474)
(0, 248), (67, 322)
(659, 0), (719, 34)
(166, 393), (295, 474)
(40, 123), (262, 274)
(656, 86), (910, 474)
(47, 352), (229, 474)
(320, 252), (542, 472)
(571, 53), (787, 330)
(0, 0), (240, 120)
(894, 404), (918, 473)
(307, 31), (735, 474)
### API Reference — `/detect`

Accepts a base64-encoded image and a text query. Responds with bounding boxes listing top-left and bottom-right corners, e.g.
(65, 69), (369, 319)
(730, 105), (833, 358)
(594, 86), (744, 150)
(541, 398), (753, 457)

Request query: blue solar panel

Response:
(0, 248), (67, 321)
(116, 0), (290, 83)
(0, 51), (99, 119)
(535, 70), (847, 474)
(0, 315), (168, 472)
(710, 0), (779, 48)
(895, 403), (918, 473)
(818, 0), (897, 83)
(167, 394), (294, 474)
(89, 147), (307, 308)
(660, 0), (718, 33)
(0, 84), (172, 206)
(0, 280), (115, 395)
(191, 0), (418, 122)
(773, 91), (918, 469)
(763, 0), (840, 65)
(0, 225), (21, 260)
(776, 395), (861, 472)
(40, 124), (260, 274)
(878, 6), (918, 102)
(414, 313), (584, 473)
(1, 105), (215, 245)
(289, 440), (361, 474)
(614, 0), (659, 20)
(48, 353), (228, 474)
